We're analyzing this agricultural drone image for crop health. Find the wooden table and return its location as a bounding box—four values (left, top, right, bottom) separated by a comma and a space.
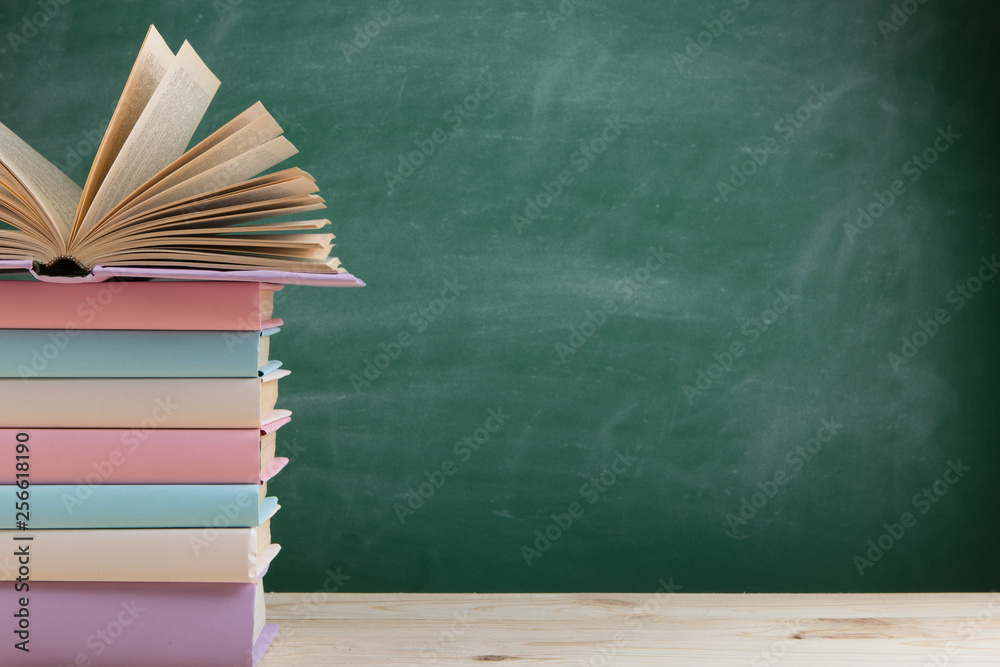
260, 592, 1000, 665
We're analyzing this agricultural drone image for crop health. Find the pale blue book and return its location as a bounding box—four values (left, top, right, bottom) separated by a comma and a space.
1, 484, 277, 529
0, 328, 280, 378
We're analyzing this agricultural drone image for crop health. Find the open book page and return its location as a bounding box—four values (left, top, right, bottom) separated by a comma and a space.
77, 40, 221, 238
0, 194, 47, 256
0, 196, 54, 257
111, 176, 320, 230
71, 168, 316, 256
76, 195, 327, 259
101, 102, 273, 222
142, 219, 333, 236
99, 233, 334, 259
70, 25, 174, 243
0, 185, 48, 237
0, 120, 82, 255
86, 168, 313, 236
95, 249, 342, 273
103, 136, 298, 233
0, 229, 41, 256
73, 194, 325, 263
105, 108, 288, 224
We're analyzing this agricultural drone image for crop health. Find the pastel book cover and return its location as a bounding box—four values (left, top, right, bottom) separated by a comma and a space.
0, 369, 290, 429
0, 279, 283, 331
0, 259, 364, 287
0, 327, 280, 379
0, 419, 290, 485
0, 483, 278, 529
0, 521, 278, 584
1, 579, 276, 666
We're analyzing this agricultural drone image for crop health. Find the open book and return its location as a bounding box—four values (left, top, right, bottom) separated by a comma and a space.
0, 25, 343, 278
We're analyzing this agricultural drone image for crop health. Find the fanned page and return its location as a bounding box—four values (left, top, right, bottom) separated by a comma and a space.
119, 136, 299, 220
0, 181, 53, 256
0, 121, 81, 258
97, 251, 342, 273
0, 25, 352, 279
77, 40, 221, 238
108, 168, 315, 231
70, 25, 174, 244
99, 106, 294, 229
100, 102, 276, 223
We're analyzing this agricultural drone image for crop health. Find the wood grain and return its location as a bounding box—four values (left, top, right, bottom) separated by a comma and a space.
260, 593, 1000, 665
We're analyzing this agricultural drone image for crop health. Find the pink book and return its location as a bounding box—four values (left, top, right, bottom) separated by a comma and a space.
1, 579, 276, 666
0, 278, 283, 331
0, 418, 290, 485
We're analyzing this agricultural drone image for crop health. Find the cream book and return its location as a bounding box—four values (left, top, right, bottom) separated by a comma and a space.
0, 369, 290, 429
0, 522, 278, 584
0, 25, 343, 277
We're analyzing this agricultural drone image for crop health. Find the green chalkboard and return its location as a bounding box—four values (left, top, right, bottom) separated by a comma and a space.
1, 0, 998, 594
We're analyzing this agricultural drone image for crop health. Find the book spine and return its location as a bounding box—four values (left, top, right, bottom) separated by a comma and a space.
0, 281, 270, 330
0, 330, 265, 379
0, 528, 278, 583
0, 429, 265, 484
0, 378, 266, 428
0, 484, 266, 529
0, 581, 268, 666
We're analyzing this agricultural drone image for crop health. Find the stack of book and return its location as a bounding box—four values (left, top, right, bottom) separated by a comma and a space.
0, 279, 292, 665
0, 24, 363, 667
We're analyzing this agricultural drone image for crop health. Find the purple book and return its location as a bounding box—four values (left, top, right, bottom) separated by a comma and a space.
1, 580, 277, 666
